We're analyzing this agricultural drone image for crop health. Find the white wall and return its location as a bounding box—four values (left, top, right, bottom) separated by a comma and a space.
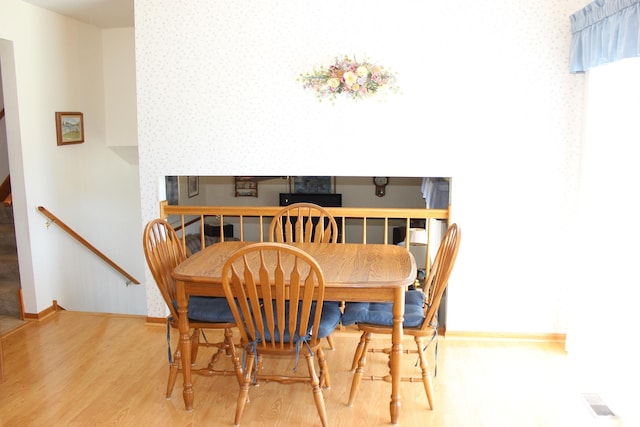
137, 0, 590, 331
103, 28, 138, 148
565, 57, 640, 424
0, 0, 145, 315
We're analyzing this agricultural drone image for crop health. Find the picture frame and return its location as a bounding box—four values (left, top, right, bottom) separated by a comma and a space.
188, 176, 199, 198
291, 176, 333, 194
165, 176, 179, 205
235, 177, 258, 197
55, 112, 84, 145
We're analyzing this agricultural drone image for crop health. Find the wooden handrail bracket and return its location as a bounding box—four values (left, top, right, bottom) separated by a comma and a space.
37, 206, 140, 285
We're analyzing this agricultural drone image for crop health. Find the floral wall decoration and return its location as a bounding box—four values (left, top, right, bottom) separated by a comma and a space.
299, 55, 398, 102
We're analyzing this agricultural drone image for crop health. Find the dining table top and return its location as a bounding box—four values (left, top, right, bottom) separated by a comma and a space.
172, 241, 417, 299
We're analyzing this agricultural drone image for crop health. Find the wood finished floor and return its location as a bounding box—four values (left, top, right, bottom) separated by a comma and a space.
0, 311, 625, 426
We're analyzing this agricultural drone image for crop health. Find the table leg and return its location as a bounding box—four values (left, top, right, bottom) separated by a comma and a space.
390, 287, 405, 424
177, 280, 194, 411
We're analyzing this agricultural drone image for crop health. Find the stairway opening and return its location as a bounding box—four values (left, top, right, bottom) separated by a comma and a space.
0, 202, 24, 335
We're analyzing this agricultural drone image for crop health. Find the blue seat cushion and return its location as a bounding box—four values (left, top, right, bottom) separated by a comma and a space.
318, 301, 342, 338
172, 296, 236, 323
244, 300, 342, 343
341, 290, 426, 328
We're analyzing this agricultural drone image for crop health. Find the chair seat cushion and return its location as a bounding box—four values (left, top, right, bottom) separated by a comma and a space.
173, 296, 236, 323
318, 301, 342, 338
250, 301, 342, 343
341, 290, 426, 328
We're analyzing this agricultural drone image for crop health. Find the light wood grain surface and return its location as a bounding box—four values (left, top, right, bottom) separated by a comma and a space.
174, 241, 416, 293
0, 311, 612, 426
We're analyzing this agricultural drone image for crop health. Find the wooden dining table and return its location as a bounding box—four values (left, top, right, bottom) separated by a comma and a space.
172, 240, 416, 424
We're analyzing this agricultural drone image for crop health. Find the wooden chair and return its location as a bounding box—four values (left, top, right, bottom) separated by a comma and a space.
221, 242, 342, 427
269, 202, 339, 243
143, 219, 241, 399
342, 223, 461, 410
269, 202, 340, 350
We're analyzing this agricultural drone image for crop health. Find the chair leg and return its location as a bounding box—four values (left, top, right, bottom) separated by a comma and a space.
234, 352, 255, 426
224, 327, 237, 356
350, 331, 368, 371
305, 352, 328, 427
225, 329, 244, 386
317, 347, 331, 389
204, 327, 236, 373
415, 336, 434, 410
326, 334, 335, 350
165, 347, 181, 399
257, 354, 264, 376
205, 347, 225, 372
348, 332, 372, 406
190, 328, 200, 364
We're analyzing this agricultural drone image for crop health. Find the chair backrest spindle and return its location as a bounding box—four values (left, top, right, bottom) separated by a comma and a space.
269, 202, 339, 244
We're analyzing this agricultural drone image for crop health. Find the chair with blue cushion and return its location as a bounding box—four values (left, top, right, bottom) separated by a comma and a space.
143, 218, 241, 399
221, 242, 341, 427
269, 202, 341, 351
342, 223, 461, 410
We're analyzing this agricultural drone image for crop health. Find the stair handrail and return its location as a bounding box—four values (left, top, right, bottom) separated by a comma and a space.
0, 175, 11, 206
1, 109, 11, 206
37, 206, 140, 285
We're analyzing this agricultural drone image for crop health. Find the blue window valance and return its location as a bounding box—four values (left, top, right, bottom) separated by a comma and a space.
570, 0, 640, 73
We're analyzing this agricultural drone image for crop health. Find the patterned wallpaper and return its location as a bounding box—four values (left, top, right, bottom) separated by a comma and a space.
136, 0, 590, 326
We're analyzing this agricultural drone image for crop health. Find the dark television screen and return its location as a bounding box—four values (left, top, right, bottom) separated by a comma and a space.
279, 193, 342, 207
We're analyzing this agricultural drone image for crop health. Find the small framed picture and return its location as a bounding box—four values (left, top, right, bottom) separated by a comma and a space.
291, 176, 333, 194
188, 176, 199, 198
235, 177, 258, 197
165, 176, 179, 205
55, 112, 84, 145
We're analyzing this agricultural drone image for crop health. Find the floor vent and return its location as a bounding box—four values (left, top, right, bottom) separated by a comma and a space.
582, 393, 616, 417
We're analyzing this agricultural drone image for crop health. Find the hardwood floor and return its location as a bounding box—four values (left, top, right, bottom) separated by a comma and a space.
0, 312, 624, 426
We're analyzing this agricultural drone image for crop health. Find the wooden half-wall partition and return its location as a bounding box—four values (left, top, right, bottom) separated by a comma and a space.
159, 201, 450, 279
